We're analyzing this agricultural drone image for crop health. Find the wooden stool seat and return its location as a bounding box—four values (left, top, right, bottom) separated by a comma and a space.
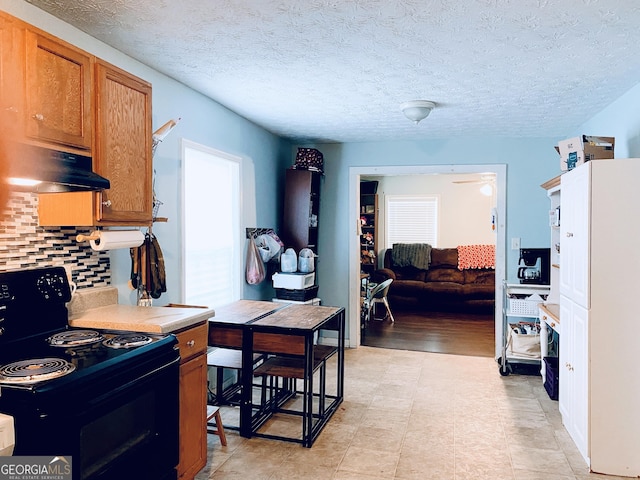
206, 405, 227, 446
207, 348, 243, 369
253, 345, 337, 379
206, 348, 264, 406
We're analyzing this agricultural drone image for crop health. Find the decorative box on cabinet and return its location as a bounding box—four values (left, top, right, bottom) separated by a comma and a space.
25, 28, 93, 151
281, 169, 321, 253
38, 60, 153, 226
175, 322, 209, 480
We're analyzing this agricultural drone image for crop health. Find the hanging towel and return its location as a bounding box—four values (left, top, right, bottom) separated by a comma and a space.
457, 244, 495, 270
129, 232, 167, 299
392, 243, 432, 270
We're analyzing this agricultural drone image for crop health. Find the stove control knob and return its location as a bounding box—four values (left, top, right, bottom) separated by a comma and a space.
36, 273, 67, 300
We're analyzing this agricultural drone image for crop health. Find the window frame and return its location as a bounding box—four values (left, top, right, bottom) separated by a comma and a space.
181, 139, 242, 308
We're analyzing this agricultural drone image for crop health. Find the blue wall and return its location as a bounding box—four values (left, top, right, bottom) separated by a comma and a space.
578, 83, 640, 158
308, 138, 560, 313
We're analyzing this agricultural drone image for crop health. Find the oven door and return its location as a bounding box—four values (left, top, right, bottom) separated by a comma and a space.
12, 356, 180, 480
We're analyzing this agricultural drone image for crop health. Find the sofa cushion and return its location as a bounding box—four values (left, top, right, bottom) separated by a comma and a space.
390, 280, 429, 297
392, 267, 426, 282
429, 248, 458, 268
464, 269, 495, 285
461, 284, 496, 299
425, 267, 464, 283
423, 282, 465, 297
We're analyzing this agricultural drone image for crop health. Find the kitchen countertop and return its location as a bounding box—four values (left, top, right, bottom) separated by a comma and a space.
69, 304, 216, 334
539, 303, 559, 323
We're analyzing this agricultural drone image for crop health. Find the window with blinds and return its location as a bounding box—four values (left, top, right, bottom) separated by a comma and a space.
183, 141, 241, 308
385, 195, 439, 248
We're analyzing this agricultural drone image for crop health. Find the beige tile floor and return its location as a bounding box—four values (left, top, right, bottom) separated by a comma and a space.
196, 346, 626, 480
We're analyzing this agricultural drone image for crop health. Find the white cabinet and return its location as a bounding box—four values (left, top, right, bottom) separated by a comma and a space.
559, 165, 590, 308
558, 296, 588, 462
559, 159, 640, 476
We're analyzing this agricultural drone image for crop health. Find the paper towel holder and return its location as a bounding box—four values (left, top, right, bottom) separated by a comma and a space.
76, 229, 141, 243
76, 231, 102, 243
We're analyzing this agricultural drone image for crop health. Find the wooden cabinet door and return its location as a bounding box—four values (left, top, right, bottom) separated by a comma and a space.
178, 353, 208, 480
25, 30, 92, 150
282, 169, 321, 252
94, 60, 153, 224
0, 13, 24, 135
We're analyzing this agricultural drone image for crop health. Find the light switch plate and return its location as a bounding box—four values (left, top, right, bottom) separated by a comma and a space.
511, 237, 520, 250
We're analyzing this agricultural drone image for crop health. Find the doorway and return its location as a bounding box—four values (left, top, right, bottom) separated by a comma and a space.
348, 164, 506, 358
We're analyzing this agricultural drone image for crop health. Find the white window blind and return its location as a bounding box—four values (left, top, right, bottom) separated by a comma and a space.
385, 195, 439, 248
183, 142, 241, 308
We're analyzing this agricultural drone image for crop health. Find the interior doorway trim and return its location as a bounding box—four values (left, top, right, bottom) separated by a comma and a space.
349, 164, 506, 358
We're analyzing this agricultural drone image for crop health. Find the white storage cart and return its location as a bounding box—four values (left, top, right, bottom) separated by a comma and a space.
499, 281, 550, 376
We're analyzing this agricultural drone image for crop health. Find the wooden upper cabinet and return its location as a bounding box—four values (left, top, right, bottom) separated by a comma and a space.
94, 60, 153, 225
2, 10, 155, 228
38, 60, 153, 226
25, 29, 92, 151
0, 13, 25, 133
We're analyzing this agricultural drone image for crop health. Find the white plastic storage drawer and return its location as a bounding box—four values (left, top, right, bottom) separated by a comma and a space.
272, 272, 315, 289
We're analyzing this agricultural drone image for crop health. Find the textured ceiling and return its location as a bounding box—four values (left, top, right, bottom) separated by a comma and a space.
24, 0, 640, 143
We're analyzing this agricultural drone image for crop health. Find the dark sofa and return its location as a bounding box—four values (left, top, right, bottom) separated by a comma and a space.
372, 247, 495, 312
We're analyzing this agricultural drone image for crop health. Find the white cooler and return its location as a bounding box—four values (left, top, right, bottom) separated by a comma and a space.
272, 272, 315, 289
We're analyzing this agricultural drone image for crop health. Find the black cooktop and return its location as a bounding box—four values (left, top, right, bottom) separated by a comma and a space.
0, 267, 178, 396
0, 328, 170, 377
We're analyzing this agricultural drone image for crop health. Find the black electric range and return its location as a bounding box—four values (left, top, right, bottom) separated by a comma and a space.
0, 266, 180, 480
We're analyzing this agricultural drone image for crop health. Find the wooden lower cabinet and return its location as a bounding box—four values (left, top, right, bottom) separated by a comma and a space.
175, 322, 209, 480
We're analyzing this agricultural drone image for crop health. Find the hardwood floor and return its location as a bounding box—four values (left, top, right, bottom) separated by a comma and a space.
361, 308, 495, 357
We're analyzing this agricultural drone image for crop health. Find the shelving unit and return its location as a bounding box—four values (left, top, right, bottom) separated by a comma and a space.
499, 281, 549, 375
541, 175, 561, 305
281, 169, 321, 253
359, 193, 377, 273
540, 175, 561, 384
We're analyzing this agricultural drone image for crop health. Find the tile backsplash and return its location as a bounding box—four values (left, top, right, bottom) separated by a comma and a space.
0, 192, 111, 289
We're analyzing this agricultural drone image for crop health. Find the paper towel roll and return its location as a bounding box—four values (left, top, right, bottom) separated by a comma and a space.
90, 230, 145, 251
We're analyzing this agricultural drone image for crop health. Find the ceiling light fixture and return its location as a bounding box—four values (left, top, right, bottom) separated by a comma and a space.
400, 100, 436, 124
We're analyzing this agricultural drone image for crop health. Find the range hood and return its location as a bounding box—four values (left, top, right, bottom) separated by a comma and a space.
7, 144, 110, 193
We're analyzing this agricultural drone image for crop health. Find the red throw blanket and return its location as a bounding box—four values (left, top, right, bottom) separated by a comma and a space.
457, 244, 495, 270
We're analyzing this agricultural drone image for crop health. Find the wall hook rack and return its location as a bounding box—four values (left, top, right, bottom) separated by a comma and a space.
246, 227, 275, 239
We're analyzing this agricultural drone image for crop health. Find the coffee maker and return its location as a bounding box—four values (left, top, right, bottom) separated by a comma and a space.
517, 248, 550, 285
